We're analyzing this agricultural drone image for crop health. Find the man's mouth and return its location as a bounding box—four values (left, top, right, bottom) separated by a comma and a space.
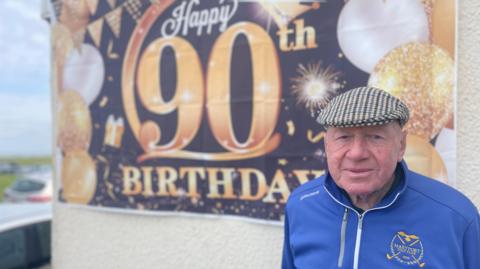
344, 168, 374, 175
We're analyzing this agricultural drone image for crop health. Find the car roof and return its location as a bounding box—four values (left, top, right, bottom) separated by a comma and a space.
0, 203, 52, 233
16, 171, 52, 182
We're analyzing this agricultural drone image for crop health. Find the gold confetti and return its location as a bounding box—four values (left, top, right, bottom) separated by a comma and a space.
96, 154, 110, 181
307, 130, 325, 143
286, 120, 295, 136
107, 40, 119, 59
99, 96, 108, 107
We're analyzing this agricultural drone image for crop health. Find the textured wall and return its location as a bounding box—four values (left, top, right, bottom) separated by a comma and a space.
52, 1, 480, 268
457, 0, 480, 206
52, 206, 283, 268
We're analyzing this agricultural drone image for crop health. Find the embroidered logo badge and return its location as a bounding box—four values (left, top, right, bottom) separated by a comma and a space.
386, 231, 426, 268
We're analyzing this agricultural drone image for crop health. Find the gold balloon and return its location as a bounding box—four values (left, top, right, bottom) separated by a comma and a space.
61, 150, 97, 204
52, 24, 74, 95
52, 24, 74, 67
57, 90, 92, 152
53, 62, 63, 97
59, 0, 90, 34
431, 0, 456, 58
369, 42, 454, 139
404, 134, 448, 183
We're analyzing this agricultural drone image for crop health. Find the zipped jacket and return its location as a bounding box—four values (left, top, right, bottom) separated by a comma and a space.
282, 161, 480, 269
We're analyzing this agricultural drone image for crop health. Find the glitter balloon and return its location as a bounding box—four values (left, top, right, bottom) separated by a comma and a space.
52, 24, 74, 95
57, 90, 92, 152
61, 150, 97, 204
52, 24, 74, 67
369, 42, 454, 139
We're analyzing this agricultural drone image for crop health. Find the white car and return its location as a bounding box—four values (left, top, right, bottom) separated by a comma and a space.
3, 171, 52, 203
0, 202, 52, 268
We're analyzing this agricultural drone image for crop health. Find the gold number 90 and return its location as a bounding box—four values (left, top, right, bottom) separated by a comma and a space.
123, 20, 281, 161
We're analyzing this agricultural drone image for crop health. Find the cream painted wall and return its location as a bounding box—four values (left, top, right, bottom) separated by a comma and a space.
53, 205, 283, 269
456, 0, 480, 207
52, 206, 283, 268
52, 1, 480, 268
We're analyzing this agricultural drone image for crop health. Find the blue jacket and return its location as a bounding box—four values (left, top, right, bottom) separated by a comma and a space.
282, 161, 480, 269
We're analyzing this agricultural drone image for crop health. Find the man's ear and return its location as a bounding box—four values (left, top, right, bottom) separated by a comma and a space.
398, 129, 407, 162
323, 128, 332, 152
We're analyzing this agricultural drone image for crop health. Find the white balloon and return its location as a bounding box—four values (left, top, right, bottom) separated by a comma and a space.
434, 128, 456, 186
337, 0, 429, 73
63, 44, 105, 105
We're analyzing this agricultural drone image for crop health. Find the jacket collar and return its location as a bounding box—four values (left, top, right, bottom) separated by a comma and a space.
323, 160, 409, 211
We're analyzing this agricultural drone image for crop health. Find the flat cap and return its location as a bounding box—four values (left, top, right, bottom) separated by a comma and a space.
316, 86, 409, 128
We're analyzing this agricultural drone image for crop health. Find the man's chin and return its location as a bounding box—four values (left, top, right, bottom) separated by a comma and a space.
343, 186, 376, 198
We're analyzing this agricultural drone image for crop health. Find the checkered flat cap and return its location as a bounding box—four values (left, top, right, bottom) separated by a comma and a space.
316, 86, 409, 128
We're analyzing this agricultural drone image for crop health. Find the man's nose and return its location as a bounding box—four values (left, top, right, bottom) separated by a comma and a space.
346, 137, 369, 160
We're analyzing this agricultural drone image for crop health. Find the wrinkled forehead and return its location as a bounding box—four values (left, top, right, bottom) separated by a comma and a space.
325, 121, 403, 135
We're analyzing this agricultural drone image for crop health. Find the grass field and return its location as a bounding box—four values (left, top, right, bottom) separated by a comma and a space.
0, 156, 51, 201
0, 156, 51, 165
0, 174, 16, 201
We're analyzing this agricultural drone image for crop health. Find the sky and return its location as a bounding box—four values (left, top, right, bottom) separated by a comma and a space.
0, 0, 51, 157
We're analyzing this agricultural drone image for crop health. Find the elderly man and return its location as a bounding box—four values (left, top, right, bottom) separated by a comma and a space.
282, 87, 480, 269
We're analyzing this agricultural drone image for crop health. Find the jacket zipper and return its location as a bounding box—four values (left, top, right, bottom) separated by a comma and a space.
337, 208, 348, 268
324, 185, 403, 269
353, 214, 364, 269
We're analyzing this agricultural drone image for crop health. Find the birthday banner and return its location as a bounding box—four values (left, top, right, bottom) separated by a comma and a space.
51, 0, 456, 223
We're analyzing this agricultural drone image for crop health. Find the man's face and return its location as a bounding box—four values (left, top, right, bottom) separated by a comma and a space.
324, 122, 407, 197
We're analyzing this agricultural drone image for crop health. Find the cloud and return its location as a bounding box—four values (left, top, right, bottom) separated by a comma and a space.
0, 0, 50, 95
4, 0, 41, 21
0, 92, 52, 156
0, 0, 51, 156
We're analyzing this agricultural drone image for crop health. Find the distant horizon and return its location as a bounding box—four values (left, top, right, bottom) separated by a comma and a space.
0, 155, 52, 166
0, 154, 52, 159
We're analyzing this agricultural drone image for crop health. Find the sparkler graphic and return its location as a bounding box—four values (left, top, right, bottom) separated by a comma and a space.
291, 62, 341, 115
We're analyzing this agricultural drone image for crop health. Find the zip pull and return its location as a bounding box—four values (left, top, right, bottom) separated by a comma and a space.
337, 208, 348, 268
358, 214, 364, 230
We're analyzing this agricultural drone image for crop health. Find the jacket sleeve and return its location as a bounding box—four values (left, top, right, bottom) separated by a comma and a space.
463, 212, 480, 269
282, 211, 296, 269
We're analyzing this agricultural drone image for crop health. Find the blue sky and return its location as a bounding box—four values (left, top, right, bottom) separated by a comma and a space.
0, 0, 51, 157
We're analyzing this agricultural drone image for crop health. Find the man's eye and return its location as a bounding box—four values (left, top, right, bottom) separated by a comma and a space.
371, 135, 384, 140
336, 135, 349, 140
